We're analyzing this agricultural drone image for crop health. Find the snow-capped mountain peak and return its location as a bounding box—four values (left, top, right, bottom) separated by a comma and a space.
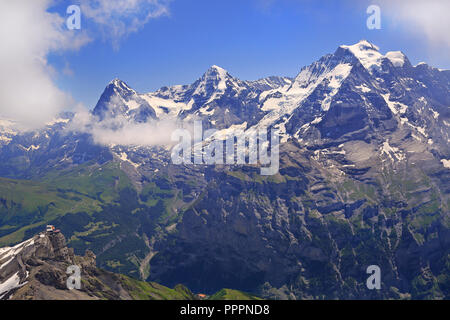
340, 40, 384, 72
108, 78, 136, 95
341, 39, 380, 51
385, 51, 407, 67
199, 65, 233, 92
206, 65, 229, 76
93, 78, 157, 122
340, 40, 410, 72
58, 40, 448, 160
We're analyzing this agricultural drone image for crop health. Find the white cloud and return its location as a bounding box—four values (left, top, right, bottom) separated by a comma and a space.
80, 0, 170, 48
91, 119, 179, 146
379, 0, 450, 48
0, 0, 90, 130
68, 107, 184, 147
0, 0, 170, 130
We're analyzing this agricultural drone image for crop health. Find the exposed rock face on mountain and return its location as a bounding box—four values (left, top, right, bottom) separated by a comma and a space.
0, 40, 448, 299
149, 145, 450, 299
0, 232, 195, 300
93, 79, 157, 123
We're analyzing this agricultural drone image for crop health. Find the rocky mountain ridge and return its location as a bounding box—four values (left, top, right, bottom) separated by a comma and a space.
0, 231, 196, 300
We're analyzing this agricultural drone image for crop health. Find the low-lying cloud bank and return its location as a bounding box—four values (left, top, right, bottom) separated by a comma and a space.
68, 107, 184, 147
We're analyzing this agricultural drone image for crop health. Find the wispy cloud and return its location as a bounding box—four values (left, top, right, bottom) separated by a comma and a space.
68, 106, 183, 147
0, 0, 170, 130
0, 0, 90, 130
80, 0, 171, 48
379, 0, 450, 48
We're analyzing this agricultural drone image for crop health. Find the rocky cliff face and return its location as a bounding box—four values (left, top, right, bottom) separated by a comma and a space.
0, 232, 194, 300
148, 141, 450, 299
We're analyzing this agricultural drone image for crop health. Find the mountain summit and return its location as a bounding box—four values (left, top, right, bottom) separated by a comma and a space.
339, 40, 410, 73
93, 78, 157, 123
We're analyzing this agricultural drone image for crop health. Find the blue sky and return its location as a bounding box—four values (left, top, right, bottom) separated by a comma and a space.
49, 0, 450, 109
